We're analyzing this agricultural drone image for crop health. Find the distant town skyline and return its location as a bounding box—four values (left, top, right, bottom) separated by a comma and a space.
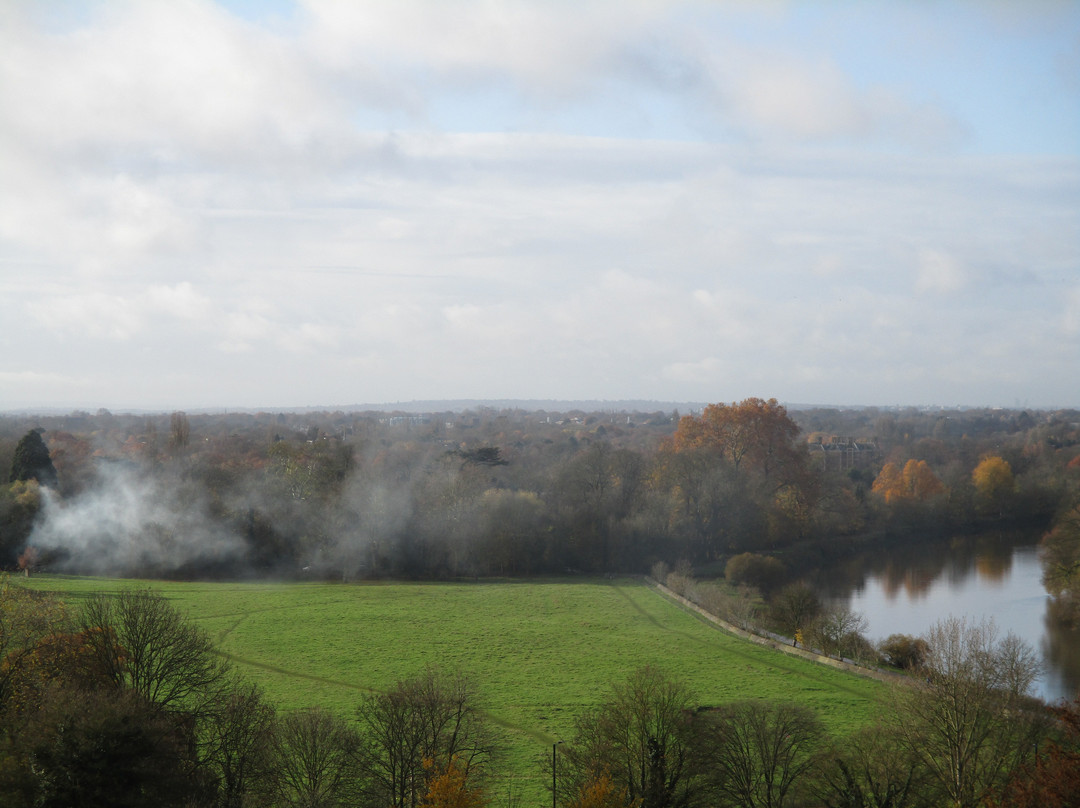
1, 1, 1077, 411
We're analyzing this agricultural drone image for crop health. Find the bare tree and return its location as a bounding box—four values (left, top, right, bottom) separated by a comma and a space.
811, 721, 935, 808
356, 668, 491, 808
890, 616, 1046, 808
79, 588, 232, 718
697, 700, 823, 808
561, 666, 700, 808
809, 603, 868, 660
201, 679, 277, 808
267, 707, 361, 808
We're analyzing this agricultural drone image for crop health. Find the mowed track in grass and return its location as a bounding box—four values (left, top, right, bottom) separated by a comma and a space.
22, 575, 884, 799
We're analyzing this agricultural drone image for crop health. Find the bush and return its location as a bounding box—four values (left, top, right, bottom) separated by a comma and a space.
724, 553, 786, 593
649, 561, 670, 585
879, 633, 929, 670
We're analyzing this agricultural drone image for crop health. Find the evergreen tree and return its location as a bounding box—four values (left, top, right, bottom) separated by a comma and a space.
9, 430, 56, 488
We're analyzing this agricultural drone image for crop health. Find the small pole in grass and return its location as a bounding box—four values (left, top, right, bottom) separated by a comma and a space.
553, 741, 563, 808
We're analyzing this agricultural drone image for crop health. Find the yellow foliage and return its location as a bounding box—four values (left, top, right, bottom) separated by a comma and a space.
972, 456, 1014, 498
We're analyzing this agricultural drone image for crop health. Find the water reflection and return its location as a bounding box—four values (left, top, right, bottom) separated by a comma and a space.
807, 531, 1080, 703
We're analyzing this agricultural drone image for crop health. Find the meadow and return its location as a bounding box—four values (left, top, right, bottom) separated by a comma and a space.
22, 575, 884, 803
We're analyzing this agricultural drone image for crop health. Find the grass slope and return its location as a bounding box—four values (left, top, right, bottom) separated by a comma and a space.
21, 575, 883, 801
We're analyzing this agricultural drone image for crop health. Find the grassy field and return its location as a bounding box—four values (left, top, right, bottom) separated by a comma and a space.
20, 575, 885, 804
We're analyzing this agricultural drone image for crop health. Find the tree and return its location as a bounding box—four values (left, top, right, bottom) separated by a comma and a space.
991, 696, 1080, 808
0, 578, 69, 711
972, 456, 1015, 518
666, 399, 812, 552
562, 666, 699, 808
419, 757, 488, 808
723, 553, 786, 594
201, 679, 278, 808
809, 603, 869, 660
1041, 500, 1080, 624
170, 411, 191, 449
9, 429, 57, 487
0, 480, 43, 568
671, 399, 801, 482
871, 460, 945, 505
878, 634, 929, 671
267, 707, 361, 808
18, 684, 209, 808
78, 588, 232, 718
357, 668, 491, 808
811, 722, 934, 808
697, 700, 823, 808
767, 583, 821, 646
565, 771, 631, 808
890, 616, 1045, 808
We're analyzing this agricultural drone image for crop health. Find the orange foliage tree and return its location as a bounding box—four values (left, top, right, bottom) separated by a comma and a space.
420, 757, 487, 808
871, 459, 946, 505
671, 398, 801, 482
566, 771, 633, 808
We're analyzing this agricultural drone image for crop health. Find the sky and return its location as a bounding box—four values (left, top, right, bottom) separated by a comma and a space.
0, 0, 1077, 412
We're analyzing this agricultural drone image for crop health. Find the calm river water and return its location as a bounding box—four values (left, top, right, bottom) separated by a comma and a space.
810, 531, 1079, 703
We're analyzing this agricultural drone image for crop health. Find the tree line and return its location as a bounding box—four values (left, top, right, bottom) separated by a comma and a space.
1, 401, 1077, 584
1, 579, 1077, 807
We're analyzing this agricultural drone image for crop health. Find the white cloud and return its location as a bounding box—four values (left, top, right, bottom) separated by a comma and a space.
0, 1, 1076, 409
915, 249, 969, 294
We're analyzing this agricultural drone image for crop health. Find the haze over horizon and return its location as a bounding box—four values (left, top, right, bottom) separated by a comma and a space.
1, 1, 1077, 412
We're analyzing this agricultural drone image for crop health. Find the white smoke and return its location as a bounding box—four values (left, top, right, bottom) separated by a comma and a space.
30, 461, 246, 577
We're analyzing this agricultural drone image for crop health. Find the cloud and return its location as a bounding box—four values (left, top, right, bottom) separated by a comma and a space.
915, 249, 969, 294
0, 1, 1076, 409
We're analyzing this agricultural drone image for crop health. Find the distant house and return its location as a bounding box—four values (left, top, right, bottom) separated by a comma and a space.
806, 436, 881, 472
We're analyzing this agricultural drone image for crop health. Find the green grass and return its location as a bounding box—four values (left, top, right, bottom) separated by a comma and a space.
20, 575, 884, 802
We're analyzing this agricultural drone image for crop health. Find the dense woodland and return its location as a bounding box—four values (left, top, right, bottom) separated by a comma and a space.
2, 401, 1078, 590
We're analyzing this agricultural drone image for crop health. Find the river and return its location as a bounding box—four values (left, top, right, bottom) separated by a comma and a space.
809, 530, 1079, 703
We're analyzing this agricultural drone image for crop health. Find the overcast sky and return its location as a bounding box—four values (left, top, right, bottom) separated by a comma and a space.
1, 1, 1077, 412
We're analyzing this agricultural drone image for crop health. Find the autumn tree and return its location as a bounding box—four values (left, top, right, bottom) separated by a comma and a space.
871, 460, 945, 505
972, 456, 1015, 519
420, 756, 488, 808
170, 411, 191, 449
0, 480, 43, 569
356, 668, 491, 808
671, 399, 801, 482
565, 771, 632, 808
878, 634, 929, 671
0, 578, 69, 710
666, 399, 812, 552
16, 685, 209, 808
